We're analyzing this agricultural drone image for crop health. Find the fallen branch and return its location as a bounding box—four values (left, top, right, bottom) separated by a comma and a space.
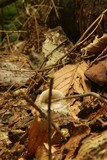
48, 77, 53, 160
52, 92, 107, 104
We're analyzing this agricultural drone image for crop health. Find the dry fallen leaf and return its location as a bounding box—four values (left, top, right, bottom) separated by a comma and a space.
74, 130, 107, 160
27, 117, 48, 157
61, 124, 90, 160
0, 53, 35, 85
53, 61, 89, 95
27, 116, 63, 158
42, 26, 73, 67
85, 59, 107, 86
81, 34, 107, 56
53, 61, 90, 116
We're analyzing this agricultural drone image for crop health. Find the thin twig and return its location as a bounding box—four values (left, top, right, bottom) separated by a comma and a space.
55, 9, 107, 63
51, 0, 59, 18
90, 46, 107, 65
0, 30, 26, 33
75, 9, 107, 47
52, 92, 107, 104
44, 3, 53, 23
34, 16, 40, 52
48, 77, 54, 160
75, 11, 104, 45
90, 54, 107, 65
5, 33, 13, 53
76, 13, 103, 47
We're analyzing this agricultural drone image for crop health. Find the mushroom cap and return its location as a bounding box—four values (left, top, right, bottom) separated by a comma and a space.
38, 89, 68, 114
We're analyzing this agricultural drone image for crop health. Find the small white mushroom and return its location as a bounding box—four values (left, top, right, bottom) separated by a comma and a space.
38, 89, 69, 115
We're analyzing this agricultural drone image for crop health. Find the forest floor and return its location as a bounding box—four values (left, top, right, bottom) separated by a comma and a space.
0, 7, 107, 160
